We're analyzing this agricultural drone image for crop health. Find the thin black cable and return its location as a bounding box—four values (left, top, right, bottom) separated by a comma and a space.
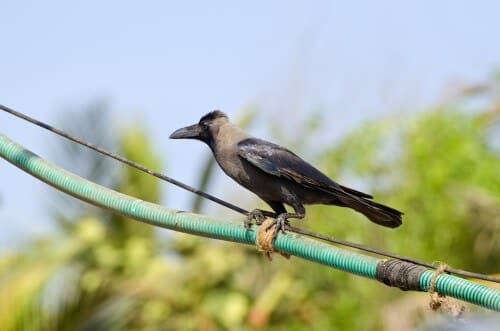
0, 104, 249, 216
287, 226, 500, 283
1, 103, 498, 284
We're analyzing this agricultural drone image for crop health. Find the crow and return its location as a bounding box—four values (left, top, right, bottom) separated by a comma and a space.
170, 111, 402, 234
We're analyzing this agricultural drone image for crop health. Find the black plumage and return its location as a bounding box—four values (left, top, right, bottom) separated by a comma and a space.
170, 111, 403, 233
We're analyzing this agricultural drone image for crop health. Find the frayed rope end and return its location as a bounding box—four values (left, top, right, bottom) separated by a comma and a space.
255, 218, 291, 261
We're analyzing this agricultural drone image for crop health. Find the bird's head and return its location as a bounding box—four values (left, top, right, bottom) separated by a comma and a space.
169, 110, 229, 146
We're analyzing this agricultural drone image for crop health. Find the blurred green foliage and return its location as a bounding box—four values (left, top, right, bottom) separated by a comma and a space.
0, 91, 499, 330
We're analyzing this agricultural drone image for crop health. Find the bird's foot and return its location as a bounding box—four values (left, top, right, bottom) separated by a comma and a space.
266, 213, 290, 239
245, 209, 267, 228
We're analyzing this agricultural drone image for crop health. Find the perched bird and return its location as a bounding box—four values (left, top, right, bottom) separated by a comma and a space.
170, 111, 402, 234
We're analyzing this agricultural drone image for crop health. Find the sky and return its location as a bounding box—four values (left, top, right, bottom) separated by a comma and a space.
1, 1, 500, 248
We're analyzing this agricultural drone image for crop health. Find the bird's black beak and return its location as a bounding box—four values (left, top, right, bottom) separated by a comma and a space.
169, 124, 203, 139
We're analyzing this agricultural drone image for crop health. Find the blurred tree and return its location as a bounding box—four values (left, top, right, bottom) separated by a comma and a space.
0, 106, 167, 331
51, 100, 119, 223
1, 85, 499, 330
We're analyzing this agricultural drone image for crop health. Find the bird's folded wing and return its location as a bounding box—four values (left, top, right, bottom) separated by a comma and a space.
237, 138, 373, 199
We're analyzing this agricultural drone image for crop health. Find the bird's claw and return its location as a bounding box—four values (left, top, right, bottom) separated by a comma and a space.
266, 214, 290, 239
245, 209, 266, 228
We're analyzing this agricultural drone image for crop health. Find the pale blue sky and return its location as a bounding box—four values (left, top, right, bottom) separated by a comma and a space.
1, 1, 499, 247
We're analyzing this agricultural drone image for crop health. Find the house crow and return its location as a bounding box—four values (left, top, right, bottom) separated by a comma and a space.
170, 111, 403, 234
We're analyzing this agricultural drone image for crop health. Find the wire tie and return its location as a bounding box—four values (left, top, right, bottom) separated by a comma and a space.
255, 218, 290, 261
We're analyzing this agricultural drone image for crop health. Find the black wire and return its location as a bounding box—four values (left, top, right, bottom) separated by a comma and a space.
0, 104, 249, 216
287, 226, 500, 283
1, 103, 498, 284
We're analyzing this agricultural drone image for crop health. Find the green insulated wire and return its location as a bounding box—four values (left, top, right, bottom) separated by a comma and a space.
0, 133, 499, 311
419, 270, 500, 311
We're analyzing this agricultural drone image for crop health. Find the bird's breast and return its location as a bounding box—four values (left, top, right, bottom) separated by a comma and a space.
214, 145, 249, 182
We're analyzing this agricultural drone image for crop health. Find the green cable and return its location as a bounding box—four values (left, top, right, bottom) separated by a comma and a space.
0, 133, 499, 311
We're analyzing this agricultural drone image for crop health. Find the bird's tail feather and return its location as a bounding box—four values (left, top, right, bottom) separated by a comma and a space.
338, 194, 403, 228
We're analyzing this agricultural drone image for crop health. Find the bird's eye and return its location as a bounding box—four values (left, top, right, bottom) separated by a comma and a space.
202, 123, 209, 130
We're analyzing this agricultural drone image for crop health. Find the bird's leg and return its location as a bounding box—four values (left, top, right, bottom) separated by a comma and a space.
245, 209, 268, 228
266, 204, 305, 239
246, 200, 285, 228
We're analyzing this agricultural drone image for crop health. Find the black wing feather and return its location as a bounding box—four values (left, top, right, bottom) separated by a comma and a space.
237, 138, 372, 199
237, 138, 402, 228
